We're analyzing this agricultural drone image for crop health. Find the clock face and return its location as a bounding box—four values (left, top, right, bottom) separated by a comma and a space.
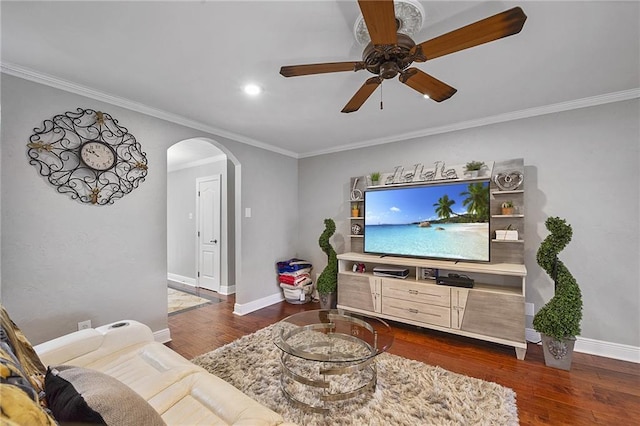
80, 141, 116, 171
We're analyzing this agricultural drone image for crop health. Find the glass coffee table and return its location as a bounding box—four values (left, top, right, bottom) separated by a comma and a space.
273, 309, 394, 412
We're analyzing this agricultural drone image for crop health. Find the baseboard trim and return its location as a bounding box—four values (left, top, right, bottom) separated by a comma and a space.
526, 328, 639, 363
219, 285, 236, 295
167, 273, 196, 287
574, 336, 640, 363
233, 292, 284, 316
154, 328, 171, 344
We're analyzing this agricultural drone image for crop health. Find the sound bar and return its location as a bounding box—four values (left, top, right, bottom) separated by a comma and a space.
436, 276, 474, 288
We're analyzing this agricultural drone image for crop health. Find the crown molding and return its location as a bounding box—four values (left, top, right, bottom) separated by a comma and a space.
298, 88, 640, 158
3, 62, 637, 160
0, 62, 300, 159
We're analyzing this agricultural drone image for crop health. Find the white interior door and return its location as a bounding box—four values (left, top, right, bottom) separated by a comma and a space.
196, 175, 221, 292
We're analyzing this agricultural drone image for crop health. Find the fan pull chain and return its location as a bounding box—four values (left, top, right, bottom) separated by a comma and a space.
380, 81, 383, 110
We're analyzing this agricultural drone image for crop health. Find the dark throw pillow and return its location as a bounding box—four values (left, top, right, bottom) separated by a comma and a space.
45, 366, 166, 426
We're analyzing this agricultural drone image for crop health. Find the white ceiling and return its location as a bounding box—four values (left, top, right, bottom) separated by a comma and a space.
2, 1, 639, 158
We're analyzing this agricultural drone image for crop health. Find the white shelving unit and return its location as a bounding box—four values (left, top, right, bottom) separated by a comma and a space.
340, 158, 527, 358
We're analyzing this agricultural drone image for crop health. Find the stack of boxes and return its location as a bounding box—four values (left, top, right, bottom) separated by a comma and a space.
276, 258, 313, 304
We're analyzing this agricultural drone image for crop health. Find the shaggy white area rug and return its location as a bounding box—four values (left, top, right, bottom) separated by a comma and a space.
192, 324, 519, 425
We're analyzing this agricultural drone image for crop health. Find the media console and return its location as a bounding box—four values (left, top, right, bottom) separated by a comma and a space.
337, 252, 527, 359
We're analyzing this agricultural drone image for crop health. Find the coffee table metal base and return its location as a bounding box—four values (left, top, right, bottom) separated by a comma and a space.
274, 310, 393, 413
276, 315, 381, 412
279, 350, 377, 413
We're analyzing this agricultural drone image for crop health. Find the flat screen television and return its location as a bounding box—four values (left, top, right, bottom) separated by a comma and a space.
364, 180, 491, 262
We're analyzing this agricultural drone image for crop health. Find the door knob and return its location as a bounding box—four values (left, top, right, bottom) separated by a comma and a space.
210, 239, 218, 244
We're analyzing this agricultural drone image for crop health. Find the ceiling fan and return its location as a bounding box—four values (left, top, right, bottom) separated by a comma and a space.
279, 0, 527, 113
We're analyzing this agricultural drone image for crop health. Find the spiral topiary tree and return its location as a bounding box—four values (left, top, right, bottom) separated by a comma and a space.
533, 217, 583, 340
317, 218, 337, 295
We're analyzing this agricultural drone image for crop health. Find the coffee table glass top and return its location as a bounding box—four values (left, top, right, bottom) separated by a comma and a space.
273, 309, 394, 363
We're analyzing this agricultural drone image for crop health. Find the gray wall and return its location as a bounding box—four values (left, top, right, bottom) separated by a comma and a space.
1, 74, 298, 343
167, 158, 230, 286
298, 99, 640, 347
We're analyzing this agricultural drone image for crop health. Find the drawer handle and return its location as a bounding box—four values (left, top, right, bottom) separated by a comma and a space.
406, 290, 444, 298
408, 308, 419, 314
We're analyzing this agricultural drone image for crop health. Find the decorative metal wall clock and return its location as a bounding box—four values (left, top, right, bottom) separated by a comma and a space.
26, 108, 148, 205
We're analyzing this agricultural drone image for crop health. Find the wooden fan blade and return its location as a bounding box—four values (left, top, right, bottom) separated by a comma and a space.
341, 77, 382, 113
399, 68, 457, 102
280, 62, 365, 77
412, 7, 527, 62
357, 0, 397, 45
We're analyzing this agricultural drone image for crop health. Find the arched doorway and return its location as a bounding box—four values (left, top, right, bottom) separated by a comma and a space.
166, 138, 241, 298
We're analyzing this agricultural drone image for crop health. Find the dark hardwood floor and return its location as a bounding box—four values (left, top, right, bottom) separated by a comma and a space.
166, 293, 639, 425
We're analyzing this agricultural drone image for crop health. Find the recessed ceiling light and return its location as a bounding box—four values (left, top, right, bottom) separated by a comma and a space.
423, 94, 430, 99
243, 84, 262, 96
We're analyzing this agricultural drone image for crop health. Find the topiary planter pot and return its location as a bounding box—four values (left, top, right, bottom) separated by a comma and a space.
319, 292, 337, 310
541, 334, 576, 370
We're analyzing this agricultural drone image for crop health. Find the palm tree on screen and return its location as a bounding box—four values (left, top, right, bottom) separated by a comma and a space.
434, 195, 455, 220
460, 183, 490, 221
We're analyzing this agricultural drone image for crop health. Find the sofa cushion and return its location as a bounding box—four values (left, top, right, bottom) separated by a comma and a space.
80, 341, 202, 400
148, 372, 285, 426
45, 365, 166, 426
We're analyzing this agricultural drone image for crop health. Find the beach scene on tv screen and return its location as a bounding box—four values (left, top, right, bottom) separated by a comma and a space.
364, 182, 490, 261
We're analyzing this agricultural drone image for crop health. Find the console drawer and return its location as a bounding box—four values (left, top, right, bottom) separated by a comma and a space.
383, 280, 450, 307
382, 298, 451, 328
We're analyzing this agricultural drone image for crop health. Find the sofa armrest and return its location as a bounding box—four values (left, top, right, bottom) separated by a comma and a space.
35, 320, 154, 367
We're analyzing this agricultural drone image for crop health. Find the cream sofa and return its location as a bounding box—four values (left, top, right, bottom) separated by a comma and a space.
34, 320, 295, 426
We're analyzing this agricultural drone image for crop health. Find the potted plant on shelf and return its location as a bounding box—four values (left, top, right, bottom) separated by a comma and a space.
533, 217, 583, 370
317, 218, 338, 309
351, 202, 360, 217
370, 172, 381, 186
501, 201, 514, 215
464, 161, 485, 178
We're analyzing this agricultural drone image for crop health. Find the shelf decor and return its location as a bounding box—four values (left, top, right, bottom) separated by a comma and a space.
496, 229, 518, 240
350, 177, 363, 201
494, 170, 524, 191
351, 203, 360, 217
369, 172, 381, 186
464, 160, 486, 178
501, 201, 515, 215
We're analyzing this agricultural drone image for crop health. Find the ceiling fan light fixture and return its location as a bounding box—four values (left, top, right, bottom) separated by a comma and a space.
354, 0, 425, 44
379, 61, 400, 79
